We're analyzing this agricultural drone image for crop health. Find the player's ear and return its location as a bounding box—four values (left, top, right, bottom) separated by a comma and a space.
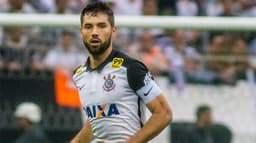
112, 26, 117, 32
112, 26, 117, 37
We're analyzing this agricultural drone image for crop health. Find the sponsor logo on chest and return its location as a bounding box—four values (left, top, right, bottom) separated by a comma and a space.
83, 103, 120, 119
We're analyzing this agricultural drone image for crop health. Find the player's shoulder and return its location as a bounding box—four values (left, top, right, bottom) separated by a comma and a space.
116, 51, 150, 91
114, 50, 147, 69
72, 63, 87, 78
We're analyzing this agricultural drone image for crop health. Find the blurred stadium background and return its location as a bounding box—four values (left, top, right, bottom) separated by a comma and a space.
0, 0, 256, 143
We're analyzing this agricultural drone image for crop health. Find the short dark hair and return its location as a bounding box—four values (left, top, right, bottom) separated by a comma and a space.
196, 105, 211, 119
80, 1, 114, 27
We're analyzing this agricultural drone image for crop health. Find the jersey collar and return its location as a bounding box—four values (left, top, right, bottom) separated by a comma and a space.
86, 49, 118, 72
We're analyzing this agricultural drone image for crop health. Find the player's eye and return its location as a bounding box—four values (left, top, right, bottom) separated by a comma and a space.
83, 24, 92, 29
98, 23, 107, 28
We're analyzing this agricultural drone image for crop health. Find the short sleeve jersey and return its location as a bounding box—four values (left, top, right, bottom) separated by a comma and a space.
72, 50, 161, 142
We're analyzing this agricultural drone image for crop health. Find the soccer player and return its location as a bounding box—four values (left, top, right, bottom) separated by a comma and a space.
71, 2, 172, 143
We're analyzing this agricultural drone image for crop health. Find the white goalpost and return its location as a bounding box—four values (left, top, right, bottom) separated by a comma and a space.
0, 13, 256, 31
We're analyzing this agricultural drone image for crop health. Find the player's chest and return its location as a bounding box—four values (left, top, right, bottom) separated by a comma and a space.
76, 69, 129, 105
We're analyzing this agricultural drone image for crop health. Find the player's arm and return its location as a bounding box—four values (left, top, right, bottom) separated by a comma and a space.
70, 120, 94, 143
126, 60, 172, 143
125, 93, 172, 143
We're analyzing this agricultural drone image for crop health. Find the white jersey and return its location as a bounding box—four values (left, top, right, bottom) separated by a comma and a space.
73, 50, 161, 142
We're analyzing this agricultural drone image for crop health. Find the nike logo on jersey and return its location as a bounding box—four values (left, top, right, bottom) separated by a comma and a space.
144, 86, 153, 96
78, 84, 86, 90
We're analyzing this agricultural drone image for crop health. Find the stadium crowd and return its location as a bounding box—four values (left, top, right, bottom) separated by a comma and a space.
0, 0, 255, 85
1, 1, 254, 143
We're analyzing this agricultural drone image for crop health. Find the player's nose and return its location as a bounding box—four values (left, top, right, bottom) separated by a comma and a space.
91, 27, 99, 36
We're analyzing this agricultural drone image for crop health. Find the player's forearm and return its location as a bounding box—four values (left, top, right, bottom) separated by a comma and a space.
125, 110, 172, 143
71, 122, 95, 143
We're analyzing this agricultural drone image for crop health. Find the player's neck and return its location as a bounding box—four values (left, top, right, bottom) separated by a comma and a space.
89, 46, 112, 69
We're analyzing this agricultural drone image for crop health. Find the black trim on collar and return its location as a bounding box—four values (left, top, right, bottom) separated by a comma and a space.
85, 49, 118, 72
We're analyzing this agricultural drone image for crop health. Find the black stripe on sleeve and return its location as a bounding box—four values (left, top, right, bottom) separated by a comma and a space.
127, 60, 149, 91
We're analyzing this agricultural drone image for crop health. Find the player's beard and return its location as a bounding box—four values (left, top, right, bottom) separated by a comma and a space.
84, 35, 112, 56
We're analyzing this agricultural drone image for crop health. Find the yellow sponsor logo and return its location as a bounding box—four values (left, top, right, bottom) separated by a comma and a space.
75, 64, 85, 75
112, 58, 124, 68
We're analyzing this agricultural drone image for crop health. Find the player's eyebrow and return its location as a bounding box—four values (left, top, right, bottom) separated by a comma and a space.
97, 22, 107, 26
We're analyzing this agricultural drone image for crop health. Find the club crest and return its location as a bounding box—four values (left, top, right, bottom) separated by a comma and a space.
103, 74, 116, 92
